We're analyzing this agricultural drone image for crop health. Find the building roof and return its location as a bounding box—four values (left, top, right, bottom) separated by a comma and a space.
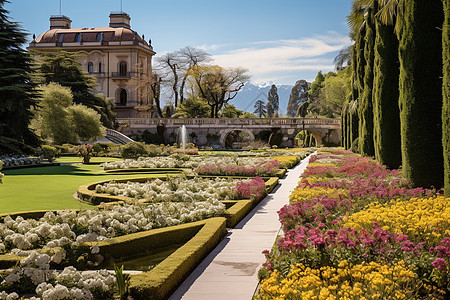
35, 27, 148, 45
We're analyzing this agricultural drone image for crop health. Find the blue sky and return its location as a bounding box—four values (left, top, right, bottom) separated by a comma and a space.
7, 0, 354, 85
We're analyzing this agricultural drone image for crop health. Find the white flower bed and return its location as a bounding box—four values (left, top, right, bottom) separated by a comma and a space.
0, 156, 41, 168
94, 177, 241, 202
1, 251, 115, 299
0, 200, 225, 254
100, 155, 274, 171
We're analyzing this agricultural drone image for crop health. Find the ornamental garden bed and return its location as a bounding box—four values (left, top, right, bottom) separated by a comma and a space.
77, 175, 278, 228
255, 149, 449, 299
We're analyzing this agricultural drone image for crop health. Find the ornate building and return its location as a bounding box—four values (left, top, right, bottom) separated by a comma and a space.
28, 12, 156, 118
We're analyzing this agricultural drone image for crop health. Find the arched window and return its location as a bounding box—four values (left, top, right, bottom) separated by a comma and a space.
96, 32, 102, 42
75, 33, 81, 42
98, 62, 103, 73
58, 34, 64, 43
119, 61, 127, 76
87, 62, 94, 73
118, 89, 127, 106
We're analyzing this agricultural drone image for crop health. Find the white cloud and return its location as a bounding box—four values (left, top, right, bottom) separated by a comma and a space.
206, 32, 352, 85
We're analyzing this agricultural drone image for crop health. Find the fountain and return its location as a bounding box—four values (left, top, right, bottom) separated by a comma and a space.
177, 125, 188, 151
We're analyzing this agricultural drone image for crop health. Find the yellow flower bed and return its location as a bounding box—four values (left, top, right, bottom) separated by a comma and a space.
289, 186, 348, 203
272, 156, 300, 169
257, 260, 419, 300
307, 162, 337, 168
343, 196, 450, 245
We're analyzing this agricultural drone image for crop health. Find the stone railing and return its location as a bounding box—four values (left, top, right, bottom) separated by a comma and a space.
116, 117, 341, 127
106, 128, 134, 144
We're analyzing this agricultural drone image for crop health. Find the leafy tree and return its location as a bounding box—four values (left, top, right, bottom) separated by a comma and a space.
186, 65, 249, 118
172, 96, 209, 118
221, 104, 244, 118
33, 51, 115, 128
68, 104, 105, 142
266, 84, 279, 117
254, 99, 267, 117
398, 0, 444, 188
287, 80, 309, 117
0, 0, 40, 154
33, 83, 105, 144
308, 71, 325, 98
307, 71, 349, 118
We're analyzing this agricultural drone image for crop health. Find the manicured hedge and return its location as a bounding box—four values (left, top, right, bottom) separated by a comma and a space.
127, 217, 226, 300
0, 254, 22, 269
223, 200, 253, 228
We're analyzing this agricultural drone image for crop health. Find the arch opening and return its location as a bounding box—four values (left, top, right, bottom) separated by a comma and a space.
117, 88, 127, 106
294, 129, 321, 147
223, 130, 254, 149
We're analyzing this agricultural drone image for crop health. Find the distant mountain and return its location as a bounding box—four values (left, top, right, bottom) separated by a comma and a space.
231, 81, 293, 115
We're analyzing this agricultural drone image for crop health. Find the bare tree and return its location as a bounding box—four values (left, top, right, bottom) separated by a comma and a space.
177, 46, 212, 104
186, 65, 250, 118
155, 47, 212, 109
155, 52, 182, 107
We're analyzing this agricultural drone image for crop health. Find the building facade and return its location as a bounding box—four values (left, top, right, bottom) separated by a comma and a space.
28, 12, 156, 118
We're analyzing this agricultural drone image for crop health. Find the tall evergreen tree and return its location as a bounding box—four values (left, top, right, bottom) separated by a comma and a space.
372, 4, 401, 169
358, 4, 376, 156
398, 0, 444, 188
0, 0, 39, 154
253, 99, 267, 117
33, 51, 115, 128
266, 84, 279, 117
443, 0, 450, 196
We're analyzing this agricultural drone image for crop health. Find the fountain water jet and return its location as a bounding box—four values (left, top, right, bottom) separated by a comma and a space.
177, 125, 188, 151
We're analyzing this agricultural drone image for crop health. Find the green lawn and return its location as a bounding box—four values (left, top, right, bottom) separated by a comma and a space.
0, 157, 173, 214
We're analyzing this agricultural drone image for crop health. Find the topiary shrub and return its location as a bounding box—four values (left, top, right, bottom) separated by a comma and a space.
41, 145, 58, 162
120, 142, 148, 159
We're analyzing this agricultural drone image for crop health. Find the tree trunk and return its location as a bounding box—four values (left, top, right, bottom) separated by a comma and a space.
358, 6, 376, 157
399, 0, 444, 188
372, 19, 401, 169
443, 0, 450, 196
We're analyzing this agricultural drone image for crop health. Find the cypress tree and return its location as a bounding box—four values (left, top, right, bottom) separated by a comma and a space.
341, 102, 348, 147
398, 0, 444, 188
266, 84, 279, 118
358, 5, 376, 156
349, 100, 359, 147
443, 0, 450, 196
0, 0, 39, 154
372, 13, 401, 169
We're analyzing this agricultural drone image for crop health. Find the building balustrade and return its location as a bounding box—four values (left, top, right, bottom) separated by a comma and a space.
116, 117, 341, 127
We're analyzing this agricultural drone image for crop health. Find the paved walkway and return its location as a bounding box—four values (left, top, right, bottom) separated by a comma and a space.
169, 154, 312, 300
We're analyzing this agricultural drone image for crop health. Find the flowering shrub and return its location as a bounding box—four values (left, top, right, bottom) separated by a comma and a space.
344, 196, 450, 246
1, 251, 115, 299
101, 155, 283, 177
234, 177, 267, 201
258, 149, 449, 297
197, 158, 281, 177
0, 200, 225, 254
256, 260, 444, 299
95, 177, 242, 202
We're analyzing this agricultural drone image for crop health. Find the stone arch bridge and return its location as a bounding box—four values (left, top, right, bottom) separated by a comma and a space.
117, 117, 341, 148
